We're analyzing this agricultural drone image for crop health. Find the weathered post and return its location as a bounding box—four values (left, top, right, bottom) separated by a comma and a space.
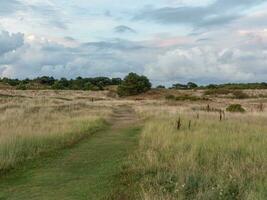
188, 120, 191, 129
259, 103, 264, 112
177, 117, 181, 130
207, 104, 210, 112
219, 110, 222, 121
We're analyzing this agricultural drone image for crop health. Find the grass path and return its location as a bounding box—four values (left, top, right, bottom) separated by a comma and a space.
0, 106, 141, 200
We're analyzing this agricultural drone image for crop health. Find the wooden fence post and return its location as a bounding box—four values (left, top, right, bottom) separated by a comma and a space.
177, 117, 181, 130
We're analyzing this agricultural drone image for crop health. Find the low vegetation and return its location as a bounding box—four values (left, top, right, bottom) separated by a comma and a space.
166, 94, 209, 101
0, 85, 267, 199
226, 104, 246, 113
204, 89, 249, 99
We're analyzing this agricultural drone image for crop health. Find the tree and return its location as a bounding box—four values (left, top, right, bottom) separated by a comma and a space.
156, 85, 165, 89
187, 82, 198, 89
171, 83, 188, 90
117, 73, 151, 96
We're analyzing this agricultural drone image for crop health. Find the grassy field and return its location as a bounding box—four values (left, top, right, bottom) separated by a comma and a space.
0, 90, 112, 173
0, 89, 267, 199
119, 105, 267, 199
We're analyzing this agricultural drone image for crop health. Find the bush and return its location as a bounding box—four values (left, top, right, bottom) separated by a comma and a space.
165, 95, 176, 100
156, 85, 166, 89
175, 95, 208, 101
117, 73, 151, 96
204, 89, 232, 96
16, 83, 27, 90
232, 90, 249, 99
226, 104, 246, 113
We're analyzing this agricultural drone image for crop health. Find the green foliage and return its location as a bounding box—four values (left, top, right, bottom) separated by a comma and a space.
226, 104, 246, 113
0, 76, 122, 91
175, 95, 209, 101
165, 94, 176, 100
166, 94, 209, 101
156, 85, 166, 89
232, 90, 249, 99
171, 82, 198, 90
187, 82, 198, 89
16, 83, 27, 90
51, 81, 65, 90
117, 73, 151, 96
204, 82, 267, 90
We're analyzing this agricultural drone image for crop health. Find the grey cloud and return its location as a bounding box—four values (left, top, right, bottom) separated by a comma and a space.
114, 25, 137, 34
0, 31, 149, 79
196, 38, 211, 42
134, 0, 267, 28
64, 36, 76, 41
29, 4, 67, 29
83, 39, 144, 50
0, 1, 67, 29
0, 0, 24, 16
0, 31, 24, 55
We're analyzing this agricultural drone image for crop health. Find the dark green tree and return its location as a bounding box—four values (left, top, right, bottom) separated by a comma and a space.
117, 73, 151, 96
187, 82, 198, 89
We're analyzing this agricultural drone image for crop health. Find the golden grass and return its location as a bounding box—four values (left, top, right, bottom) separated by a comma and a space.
124, 106, 267, 200
0, 90, 114, 172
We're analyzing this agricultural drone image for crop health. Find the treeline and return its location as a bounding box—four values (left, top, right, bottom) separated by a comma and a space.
202, 82, 267, 90
162, 82, 267, 90
0, 76, 122, 90
1, 75, 267, 91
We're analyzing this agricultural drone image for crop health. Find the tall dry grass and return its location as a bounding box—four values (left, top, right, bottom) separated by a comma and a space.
0, 91, 112, 173
125, 106, 267, 200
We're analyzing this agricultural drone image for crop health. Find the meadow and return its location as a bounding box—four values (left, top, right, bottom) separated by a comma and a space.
120, 105, 267, 199
0, 90, 113, 172
0, 89, 266, 199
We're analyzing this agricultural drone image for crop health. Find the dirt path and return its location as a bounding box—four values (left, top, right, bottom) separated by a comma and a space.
0, 105, 141, 200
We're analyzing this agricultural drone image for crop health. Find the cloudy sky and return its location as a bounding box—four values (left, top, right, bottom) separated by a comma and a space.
1, 0, 267, 85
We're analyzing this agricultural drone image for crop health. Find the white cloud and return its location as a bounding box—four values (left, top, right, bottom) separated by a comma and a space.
144, 46, 267, 84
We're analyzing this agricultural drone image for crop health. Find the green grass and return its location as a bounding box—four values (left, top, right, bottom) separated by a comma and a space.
0, 126, 141, 200
0, 119, 107, 173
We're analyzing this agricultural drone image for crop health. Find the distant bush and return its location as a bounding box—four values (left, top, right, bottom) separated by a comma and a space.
226, 104, 246, 113
204, 89, 250, 99
232, 90, 249, 99
204, 89, 232, 96
166, 94, 209, 101
117, 73, 151, 96
171, 82, 198, 90
16, 83, 27, 90
165, 94, 176, 100
175, 95, 209, 101
156, 85, 166, 89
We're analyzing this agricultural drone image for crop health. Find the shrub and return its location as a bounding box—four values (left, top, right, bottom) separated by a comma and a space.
117, 73, 151, 96
165, 94, 176, 100
16, 83, 27, 90
232, 90, 249, 99
175, 95, 208, 101
156, 85, 166, 89
226, 104, 246, 113
204, 89, 232, 96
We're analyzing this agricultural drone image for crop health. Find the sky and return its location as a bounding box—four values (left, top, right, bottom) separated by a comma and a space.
0, 0, 267, 85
